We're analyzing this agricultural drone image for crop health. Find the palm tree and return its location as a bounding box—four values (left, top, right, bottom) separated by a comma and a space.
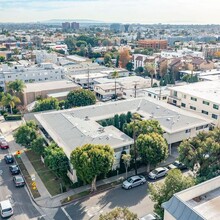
1, 93, 21, 114
112, 70, 119, 100
145, 63, 156, 87
7, 79, 26, 95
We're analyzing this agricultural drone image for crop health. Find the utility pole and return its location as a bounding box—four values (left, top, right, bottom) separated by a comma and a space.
133, 81, 139, 98
87, 66, 90, 90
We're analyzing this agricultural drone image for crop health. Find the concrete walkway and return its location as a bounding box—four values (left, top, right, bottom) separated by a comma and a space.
0, 119, 177, 208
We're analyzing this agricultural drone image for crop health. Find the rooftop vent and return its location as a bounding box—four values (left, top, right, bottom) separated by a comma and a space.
166, 118, 171, 121
156, 106, 160, 109
98, 127, 105, 133
85, 116, 89, 121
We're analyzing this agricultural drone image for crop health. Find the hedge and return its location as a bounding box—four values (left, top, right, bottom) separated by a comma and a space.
4, 114, 22, 121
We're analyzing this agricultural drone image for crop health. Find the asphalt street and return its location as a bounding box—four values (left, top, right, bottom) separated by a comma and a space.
63, 181, 154, 220
0, 148, 43, 220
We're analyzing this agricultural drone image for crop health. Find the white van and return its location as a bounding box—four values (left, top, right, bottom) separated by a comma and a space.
0, 200, 13, 218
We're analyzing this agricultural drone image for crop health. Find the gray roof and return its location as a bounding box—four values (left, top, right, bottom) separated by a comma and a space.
35, 98, 211, 158
162, 196, 204, 220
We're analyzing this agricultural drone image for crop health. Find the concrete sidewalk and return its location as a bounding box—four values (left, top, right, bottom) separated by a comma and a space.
35, 153, 177, 208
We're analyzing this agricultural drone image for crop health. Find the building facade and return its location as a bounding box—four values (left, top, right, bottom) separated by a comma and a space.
138, 40, 168, 49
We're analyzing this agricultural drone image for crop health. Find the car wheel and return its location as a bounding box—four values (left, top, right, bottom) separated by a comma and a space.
128, 186, 132, 190
140, 181, 144, 185
154, 176, 157, 180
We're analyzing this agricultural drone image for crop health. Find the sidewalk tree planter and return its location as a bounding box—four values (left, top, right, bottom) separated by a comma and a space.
70, 144, 114, 192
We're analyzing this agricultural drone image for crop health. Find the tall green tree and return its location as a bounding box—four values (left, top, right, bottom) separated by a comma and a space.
33, 97, 60, 112
70, 144, 114, 191
99, 207, 138, 220
113, 114, 120, 129
149, 169, 195, 218
14, 121, 38, 147
1, 93, 21, 114
67, 89, 96, 107
7, 79, 26, 95
137, 133, 168, 171
44, 143, 69, 179
104, 53, 112, 66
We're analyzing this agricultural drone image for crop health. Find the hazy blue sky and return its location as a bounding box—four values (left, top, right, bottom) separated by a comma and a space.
0, 0, 219, 24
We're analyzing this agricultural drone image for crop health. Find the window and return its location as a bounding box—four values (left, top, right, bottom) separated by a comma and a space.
191, 97, 197, 101
183, 94, 186, 99
212, 114, 218, 119
173, 91, 177, 97
148, 93, 151, 97
213, 104, 219, 110
173, 100, 177, 104
181, 103, 186, 107
202, 110, 208, 115
185, 129, 191, 133
190, 106, 196, 110
196, 126, 203, 130
203, 101, 210, 105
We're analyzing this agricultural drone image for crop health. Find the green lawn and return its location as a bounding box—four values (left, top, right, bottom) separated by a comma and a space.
25, 150, 66, 196
15, 157, 41, 199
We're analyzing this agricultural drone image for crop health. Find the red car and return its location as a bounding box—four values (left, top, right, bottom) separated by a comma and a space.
0, 142, 9, 149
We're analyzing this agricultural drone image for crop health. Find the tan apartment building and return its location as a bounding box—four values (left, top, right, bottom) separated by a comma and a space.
21, 80, 80, 106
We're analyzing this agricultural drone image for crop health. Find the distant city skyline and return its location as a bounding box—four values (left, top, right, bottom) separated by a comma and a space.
0, 0, 220, 24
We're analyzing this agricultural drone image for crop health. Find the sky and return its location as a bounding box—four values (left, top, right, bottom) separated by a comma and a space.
0, 0, 220, 24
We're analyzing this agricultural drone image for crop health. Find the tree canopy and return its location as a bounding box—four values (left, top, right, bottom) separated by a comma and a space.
67, 89, 96, 107
1, 93, 21, 114
149, 169, 195, 218
44, 143, 69, 179
70, 144, 114, 191
179, 129, 220, 183
33, 97, 60, 112
7, 79, 26, 95
14, 121, 38, 147
137, 133, 168, 171
99, 207, 138, 220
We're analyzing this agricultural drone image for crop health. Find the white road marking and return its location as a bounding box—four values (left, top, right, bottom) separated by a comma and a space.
61, 207, 73, 220
86, 205, 103, 217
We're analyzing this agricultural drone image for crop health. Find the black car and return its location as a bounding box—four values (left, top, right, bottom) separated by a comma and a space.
13, 175, 25, 187
9, 165, 20, 175
168, 161, 187, 170
4, 155, 14, 164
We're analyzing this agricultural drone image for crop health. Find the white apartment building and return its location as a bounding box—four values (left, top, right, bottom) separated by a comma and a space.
71, 73, 108, 89
34, 98, 211, 183
161, 48, 204, 59
34, 50, 57, 64
0, 63, 67, 89
132, 54, 156, 70
163, 175, 220, 220
169, 81, 220, 127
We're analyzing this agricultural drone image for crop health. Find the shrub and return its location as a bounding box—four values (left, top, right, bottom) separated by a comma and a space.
4, 114, 22, 121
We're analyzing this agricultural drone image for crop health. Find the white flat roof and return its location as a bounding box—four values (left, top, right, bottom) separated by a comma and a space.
169, 81, 220, 104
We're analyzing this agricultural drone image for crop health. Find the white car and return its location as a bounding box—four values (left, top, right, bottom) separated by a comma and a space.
122, 175, 147, 189
140, 213, 160, 220
0, 200, 13, 218
148, 167, 169, 180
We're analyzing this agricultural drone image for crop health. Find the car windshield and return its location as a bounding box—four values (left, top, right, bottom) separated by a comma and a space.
173, 161, 179, 166
127, 178, 133, 183
16, 177, 23, 182
3, 208, 12, 213
7, 156, 12, 159
151, 170, 158, 174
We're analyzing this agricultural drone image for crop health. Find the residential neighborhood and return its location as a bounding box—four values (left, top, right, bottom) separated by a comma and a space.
0, 1, 220, 220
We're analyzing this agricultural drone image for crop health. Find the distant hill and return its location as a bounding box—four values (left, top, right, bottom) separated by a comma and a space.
41, 19, 106, 24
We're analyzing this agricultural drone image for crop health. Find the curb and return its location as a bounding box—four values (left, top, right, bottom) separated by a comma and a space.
60, 182, 122, 207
